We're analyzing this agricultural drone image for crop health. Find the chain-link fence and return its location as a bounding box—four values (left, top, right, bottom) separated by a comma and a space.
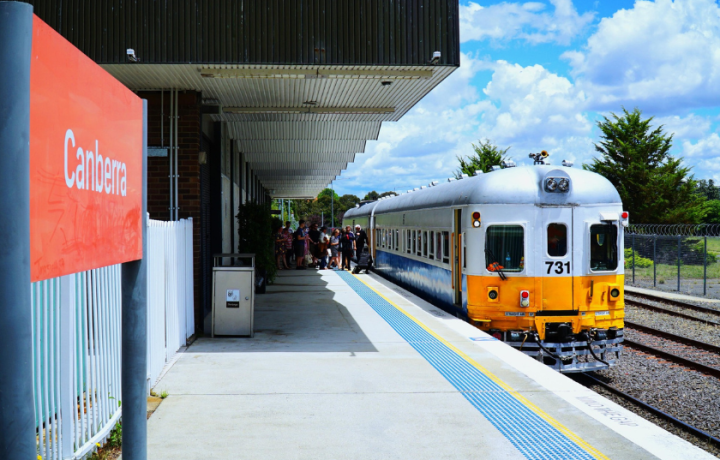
625, 224, 720, 298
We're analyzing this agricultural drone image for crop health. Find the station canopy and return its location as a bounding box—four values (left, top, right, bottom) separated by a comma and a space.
103, 63, 455, 198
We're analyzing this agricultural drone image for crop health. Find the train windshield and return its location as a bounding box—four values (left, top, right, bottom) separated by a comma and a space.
485, 225, 524, 272
590, 224, 618, 271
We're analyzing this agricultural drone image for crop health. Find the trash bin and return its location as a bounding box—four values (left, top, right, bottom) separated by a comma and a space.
212, 253, 255, 337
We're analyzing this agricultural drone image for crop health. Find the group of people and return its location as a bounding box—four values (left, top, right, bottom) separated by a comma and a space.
274, 221, 368, 271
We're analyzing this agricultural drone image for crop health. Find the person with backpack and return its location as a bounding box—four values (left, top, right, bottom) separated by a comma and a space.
339, 225, 356, 271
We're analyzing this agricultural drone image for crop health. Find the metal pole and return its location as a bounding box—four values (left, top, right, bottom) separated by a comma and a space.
704, 236, 708, 296
632, 234, 635, 284
677, 235, 681, 292
653, 235, 657, 287
122, 100, 149, 460
174, 89, 179, 220
169, 88, 174, 220
0, 3, 37, 458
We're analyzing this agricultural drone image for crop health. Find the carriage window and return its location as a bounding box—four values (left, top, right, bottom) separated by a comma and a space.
412, 230, 416, 254
417, 231, 422, 256
407, 230, 412, 253
389, 230, 393, 250
423, 231, 428, 257
485, 225, 524, 272
547, 223, 567, 257
442, 232, 450, 264
429, 231, 435, 259
395, 230, 400, 251
590, 224, 618, 271
436, 233, 442, 261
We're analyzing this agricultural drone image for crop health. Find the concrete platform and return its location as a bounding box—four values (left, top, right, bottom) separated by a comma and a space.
625, 285, 720, 303
146, 269, 715, 459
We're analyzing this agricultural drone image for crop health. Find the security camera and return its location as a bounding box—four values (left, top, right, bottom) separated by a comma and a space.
126, 48, 138, 62
429, 51, 441, 65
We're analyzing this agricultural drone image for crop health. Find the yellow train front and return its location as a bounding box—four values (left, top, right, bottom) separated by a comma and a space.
344, 160, 625, 372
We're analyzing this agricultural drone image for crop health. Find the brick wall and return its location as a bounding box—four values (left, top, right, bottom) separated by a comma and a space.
139, 90, 203, 335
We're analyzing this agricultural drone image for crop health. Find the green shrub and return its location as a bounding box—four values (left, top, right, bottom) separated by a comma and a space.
237, 202, 277, 285
624, 248, 653, 268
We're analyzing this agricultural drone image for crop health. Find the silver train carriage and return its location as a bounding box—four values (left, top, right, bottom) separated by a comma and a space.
343, 164, 627, 372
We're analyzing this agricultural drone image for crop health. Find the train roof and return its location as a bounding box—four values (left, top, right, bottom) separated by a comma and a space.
344, 165, 621, 218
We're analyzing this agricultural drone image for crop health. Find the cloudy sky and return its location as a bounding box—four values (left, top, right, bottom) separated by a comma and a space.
333, 0, 720, 198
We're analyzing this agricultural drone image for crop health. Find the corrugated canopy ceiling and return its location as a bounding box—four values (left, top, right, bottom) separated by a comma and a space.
102, 64, 456, 198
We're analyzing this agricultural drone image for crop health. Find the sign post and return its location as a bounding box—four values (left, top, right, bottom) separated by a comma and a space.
0, 4, 148, 458
122, 101, 148, 460
0, 3, 38, 459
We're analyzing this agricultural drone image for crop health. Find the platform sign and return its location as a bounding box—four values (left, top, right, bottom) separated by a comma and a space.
29, 16, 143, 282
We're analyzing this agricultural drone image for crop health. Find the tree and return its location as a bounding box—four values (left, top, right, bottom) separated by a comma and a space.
378, 191, 397, 198
705, 200, 720, 224
584, 108, 706, 224
363, 191, 380, 201
455, 139, 510, 178
339, 194, 361, 210
696, 179, 720, 201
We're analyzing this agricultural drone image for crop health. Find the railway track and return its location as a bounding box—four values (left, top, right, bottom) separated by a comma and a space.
623, 321, 720, 379
625, 294, 720, 326
576, 374, 720, 451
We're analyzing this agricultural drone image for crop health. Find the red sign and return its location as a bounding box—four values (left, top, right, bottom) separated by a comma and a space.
29, 15, 143, 282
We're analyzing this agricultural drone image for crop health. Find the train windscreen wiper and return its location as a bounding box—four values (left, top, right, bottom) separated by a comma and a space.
485, 246, 507, 281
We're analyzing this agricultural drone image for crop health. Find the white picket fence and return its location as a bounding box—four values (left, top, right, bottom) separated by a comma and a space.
31, 218, 194, 459
147, 218, 195, 388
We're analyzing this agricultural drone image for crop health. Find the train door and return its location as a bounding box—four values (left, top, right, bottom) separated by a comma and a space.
541, 207, 574, 311
453, 209, 463, 306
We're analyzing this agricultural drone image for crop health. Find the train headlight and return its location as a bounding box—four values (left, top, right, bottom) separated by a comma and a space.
558, 178, 569, 192
519, 290, 530, 307
546, 178, 558, 192
472, 211, 481, 228
488, 287, 499, 302
610, 288, 620, 298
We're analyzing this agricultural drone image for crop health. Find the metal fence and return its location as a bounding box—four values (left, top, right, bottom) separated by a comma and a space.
33, 218, 194, 459
625, 224, 720, 298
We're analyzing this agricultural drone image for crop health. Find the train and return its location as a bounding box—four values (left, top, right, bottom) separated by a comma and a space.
343, 156, 625, 372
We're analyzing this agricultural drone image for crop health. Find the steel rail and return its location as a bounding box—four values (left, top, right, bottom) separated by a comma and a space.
625, 299, 720, 326
624, 321, 720, 354
623, 339, 720, 379
626, 293, 720, 317
577, 374, 720, 450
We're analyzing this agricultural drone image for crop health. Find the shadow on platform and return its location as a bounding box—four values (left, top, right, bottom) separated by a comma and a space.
189, 269, 378, 353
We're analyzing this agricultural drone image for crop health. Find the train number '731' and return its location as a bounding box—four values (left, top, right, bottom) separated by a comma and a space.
545, 261, 570, 274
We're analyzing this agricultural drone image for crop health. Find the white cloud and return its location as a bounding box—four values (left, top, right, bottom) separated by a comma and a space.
682, 133, 720, 158
460, 0, 594, 45
477, 60, 591, 145
337, 58, 597, 196
564, 0, 720, 112
653, 113, 712, 140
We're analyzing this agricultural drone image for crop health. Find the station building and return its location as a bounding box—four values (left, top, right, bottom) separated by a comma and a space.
25, 0, 460, 334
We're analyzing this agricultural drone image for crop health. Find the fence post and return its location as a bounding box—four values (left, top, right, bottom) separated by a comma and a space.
677, 235, 681, 292
60, 274, 77, 458
653, 235, 657, 287
0, 3, 38, 459
632, 234, 635, 284
704, 236, 708, 296
121, 100, 148, 460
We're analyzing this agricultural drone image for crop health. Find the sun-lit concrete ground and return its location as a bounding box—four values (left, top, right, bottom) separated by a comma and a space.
143, 270, 710, 459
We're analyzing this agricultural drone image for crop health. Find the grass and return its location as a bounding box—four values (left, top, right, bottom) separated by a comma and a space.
707, 237, 720, 254
629, 261, 720, 281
